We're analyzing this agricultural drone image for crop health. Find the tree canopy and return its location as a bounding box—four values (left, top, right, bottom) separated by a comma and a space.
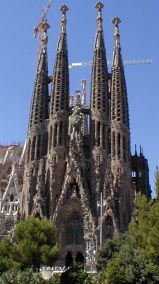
103, 193, 159, 283
0, 216, 59, 273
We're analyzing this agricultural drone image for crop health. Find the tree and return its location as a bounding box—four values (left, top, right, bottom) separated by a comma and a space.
105, 235, 159, 284
0, 238, 20, 273
96, 234, 126, 271
0, 269, 45, 284
105, 193, 159, 283
60, 263, 88, 284
0, 216, 59, 273
154, 166, 159, 200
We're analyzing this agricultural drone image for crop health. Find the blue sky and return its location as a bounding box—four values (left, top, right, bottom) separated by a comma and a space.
0, 0, 158, 194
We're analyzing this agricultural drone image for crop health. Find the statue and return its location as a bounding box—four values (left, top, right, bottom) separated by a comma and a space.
69, 93, 83, 143
32, 190, 44, 218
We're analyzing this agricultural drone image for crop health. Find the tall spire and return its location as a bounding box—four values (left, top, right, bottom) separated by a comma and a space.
111, 17, 129, 128
90, 2, 109, 150
90, 1, 109, 121
110, 17, 132, 231
29, 18, 50, 131
96, 2, 104, 31
90, 2, 109, 206
50, 5, 69, 116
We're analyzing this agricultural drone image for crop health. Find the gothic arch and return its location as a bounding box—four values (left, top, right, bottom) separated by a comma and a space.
65, 251, 73, 268
76, 252, 84, 264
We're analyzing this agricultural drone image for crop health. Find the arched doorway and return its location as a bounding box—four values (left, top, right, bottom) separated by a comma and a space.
65, 251, 73, 268
75, 252, 84, 264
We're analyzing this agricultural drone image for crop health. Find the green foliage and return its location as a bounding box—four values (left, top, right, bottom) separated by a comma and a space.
60, 262, 88, 284
104, 193, 159, 283
0, 238, 20, 273
0, 216, 59, 273
154, 166, 159, 200
0, 269, 46, 284
86, 272, 106, 284
48, 273, 61, 284
96, 234, 126, 271
105, 236, 159, 283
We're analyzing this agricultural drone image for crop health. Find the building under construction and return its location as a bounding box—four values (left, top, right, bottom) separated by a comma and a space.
0, 2, 151, 267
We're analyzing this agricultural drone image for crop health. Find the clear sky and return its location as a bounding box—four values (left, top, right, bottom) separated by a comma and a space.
0, 0, 158, 194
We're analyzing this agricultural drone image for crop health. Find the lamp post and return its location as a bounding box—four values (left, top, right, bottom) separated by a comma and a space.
97, 191, 104, 249
99, 191, 103, 249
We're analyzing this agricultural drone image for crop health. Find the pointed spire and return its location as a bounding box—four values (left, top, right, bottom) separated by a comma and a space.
90, 2, 108, 115
111, 17, 129, 127
135, 144, 137, 155
112, 16, 121, 48
111, 17, 130, 165
56, 5, 69, 52
29, 19, 49, 130
94, 2, 106, 50
61, 4, 68, 33
50, 5, 69, 115
96, 2, 104, 31
112, 17, 123, 67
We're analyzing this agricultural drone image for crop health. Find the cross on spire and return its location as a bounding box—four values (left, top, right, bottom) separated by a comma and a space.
95, 2, 104, 31
112, 16, 121, 48
60, 5, 69, 33
112, 16, 121, 27
61, 4, 69, 14
95, 2, 104, 11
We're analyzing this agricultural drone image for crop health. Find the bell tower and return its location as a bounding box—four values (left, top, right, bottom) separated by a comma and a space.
110, 17, 133, 231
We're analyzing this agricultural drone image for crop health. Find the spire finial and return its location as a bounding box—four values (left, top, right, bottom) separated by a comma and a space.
112, 16, 121, 48
95, 2, 104, 30
96, 2, 104, 11
60, 5, 69, 33
61, 4, 69, 14
112, 16, 121, 27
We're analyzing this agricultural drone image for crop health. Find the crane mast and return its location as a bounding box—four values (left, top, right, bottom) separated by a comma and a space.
33, 0, 51, 55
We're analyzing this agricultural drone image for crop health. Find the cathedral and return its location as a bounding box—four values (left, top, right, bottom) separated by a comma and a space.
0, 2, 151, 267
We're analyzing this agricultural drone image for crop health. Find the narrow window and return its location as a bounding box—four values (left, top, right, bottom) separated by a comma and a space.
118, 133, 121, 159
49, 126, 52, 151
31, 136, 36, 161
102, 124, 106, 149
53, 123, 57, 147
59, 121, 63, 146
123, 136, 126, 162
97, 121, 100, 147
112, 132, 115, 157
36, 135, 41, 159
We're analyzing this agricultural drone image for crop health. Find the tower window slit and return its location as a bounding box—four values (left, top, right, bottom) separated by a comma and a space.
102, 124, 106, 149
123, 136, 126, 162
49, 126, 52, 150
31, 136, 36, 161
108, 129, 111, 154
59, 121, 63, 146
97, 121, 100, 147
118, 133, 121, 159
43, 132, 48, 156
53, 123, 57, 147
36, 135, 41, 159
112, 132, 115, 157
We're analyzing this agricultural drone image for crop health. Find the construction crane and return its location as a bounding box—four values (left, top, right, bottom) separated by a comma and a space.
33, 0, 51, 56
33, 0, 51, 38
69, 58, 153, 69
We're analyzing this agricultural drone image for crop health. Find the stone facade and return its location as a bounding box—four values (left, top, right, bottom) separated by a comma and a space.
0, 2, 151, 266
